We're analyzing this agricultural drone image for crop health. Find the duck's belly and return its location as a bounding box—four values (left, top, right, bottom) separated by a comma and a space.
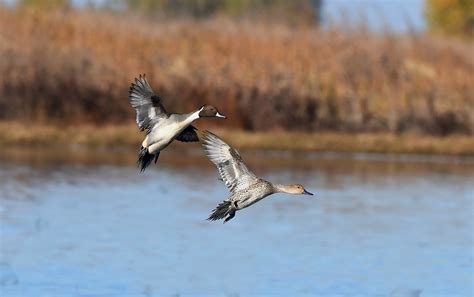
233, 191, 271, 210
144, 122, 185, 154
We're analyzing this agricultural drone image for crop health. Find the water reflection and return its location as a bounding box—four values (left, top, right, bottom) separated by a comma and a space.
0, 147, 473, 297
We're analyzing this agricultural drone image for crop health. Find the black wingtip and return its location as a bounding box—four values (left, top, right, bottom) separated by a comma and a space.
131, 73, 147, 86
129, 73, 151, 96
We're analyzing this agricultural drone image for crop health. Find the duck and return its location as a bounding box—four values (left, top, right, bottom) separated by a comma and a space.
201, 130, 314, 223
129, 74, 226, 172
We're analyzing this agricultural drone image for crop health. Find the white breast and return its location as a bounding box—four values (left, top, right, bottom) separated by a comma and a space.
143, 111, 200, 154
145, 121, 186, 154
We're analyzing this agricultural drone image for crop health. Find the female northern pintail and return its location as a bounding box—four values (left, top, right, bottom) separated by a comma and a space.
202, 131, 314, 223
129, 74, 226, 172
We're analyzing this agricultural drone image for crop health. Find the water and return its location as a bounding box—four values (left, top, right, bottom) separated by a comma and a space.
0, 147, 473, 297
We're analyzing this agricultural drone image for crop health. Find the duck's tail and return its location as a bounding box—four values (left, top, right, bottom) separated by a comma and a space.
137, 146, 159, 172
207, 200, 236, 223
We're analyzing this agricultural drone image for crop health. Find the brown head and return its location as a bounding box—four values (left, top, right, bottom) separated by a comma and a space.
276, 183, 314, 195
198, 105, 226, 118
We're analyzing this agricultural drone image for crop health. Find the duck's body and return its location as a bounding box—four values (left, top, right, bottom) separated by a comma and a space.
202, 131, 313, 223
143, 111, 199, 154
229, 179, 274, 209
129, 74, 225, 172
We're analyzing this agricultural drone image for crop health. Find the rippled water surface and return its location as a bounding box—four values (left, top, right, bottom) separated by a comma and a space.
0, 147, 473, 297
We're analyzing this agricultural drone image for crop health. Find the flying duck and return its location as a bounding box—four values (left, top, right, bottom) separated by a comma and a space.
129, 74, 226, 172
202, 131, 314, 223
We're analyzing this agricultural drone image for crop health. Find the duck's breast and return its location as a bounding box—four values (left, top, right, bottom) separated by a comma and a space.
233, 182, 273, 210
145, 119, 187, 153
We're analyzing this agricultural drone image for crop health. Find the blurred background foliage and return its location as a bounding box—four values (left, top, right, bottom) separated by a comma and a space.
18, 0, 70, 9
117, 0, 322, 25
0, 0, 472, 137
14, 0, 474, 36
425, 0, 474, 38
18, 0, 322, 24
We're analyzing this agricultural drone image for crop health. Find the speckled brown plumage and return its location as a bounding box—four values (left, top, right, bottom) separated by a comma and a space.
202, 131, 314, 223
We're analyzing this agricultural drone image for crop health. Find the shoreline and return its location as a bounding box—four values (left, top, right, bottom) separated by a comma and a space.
0, 122, 473, 156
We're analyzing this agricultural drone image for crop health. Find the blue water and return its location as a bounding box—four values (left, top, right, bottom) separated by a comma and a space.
0, 149, 473, 296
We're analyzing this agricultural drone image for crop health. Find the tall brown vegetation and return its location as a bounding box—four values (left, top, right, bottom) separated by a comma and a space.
0, 8, 472, 135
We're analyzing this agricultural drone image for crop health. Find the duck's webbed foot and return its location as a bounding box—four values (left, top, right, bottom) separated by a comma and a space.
223, 210, 236, 223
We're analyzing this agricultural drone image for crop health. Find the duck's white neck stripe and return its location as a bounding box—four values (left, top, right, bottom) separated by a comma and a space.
188, 109, 201, 122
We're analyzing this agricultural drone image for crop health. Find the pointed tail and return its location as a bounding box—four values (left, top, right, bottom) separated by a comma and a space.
137, 146, 156, 172
208, 200, 236, 223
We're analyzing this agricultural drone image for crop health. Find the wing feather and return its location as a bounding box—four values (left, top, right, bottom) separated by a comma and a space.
201, 130, 258, 193
128, 74, 169, 133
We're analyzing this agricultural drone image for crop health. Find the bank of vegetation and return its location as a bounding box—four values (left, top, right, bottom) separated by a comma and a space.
1, 122, 473, 156
0, 6, 472, 154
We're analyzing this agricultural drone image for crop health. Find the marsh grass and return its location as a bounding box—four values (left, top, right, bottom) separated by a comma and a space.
1, 122, 473, 155
0, 8, 473, 135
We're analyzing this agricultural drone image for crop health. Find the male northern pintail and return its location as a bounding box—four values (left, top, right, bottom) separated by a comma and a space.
129, 74, 226, 172
202, 131, 314, 223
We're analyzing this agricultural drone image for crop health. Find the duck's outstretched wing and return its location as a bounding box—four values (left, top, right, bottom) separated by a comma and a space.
129, 74, 169, 134
202, 130, 258, 193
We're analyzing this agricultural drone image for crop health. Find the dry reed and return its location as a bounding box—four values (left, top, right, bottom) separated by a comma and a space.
0, 8, 473, 135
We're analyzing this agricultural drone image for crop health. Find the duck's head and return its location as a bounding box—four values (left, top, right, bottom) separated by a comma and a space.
199, 105, 226, 119
280, 184, 314, 196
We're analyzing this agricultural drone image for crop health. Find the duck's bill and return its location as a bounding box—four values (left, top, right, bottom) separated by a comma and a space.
303, 189, 314, 196
216, 112, 226, 119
